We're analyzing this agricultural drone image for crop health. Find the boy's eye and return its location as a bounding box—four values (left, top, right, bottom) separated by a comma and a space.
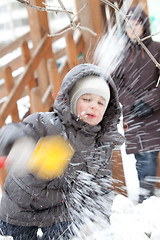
98, 102, 104, 106
82, 98, 90, 102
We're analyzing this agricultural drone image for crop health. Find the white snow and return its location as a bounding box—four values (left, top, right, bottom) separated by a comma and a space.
71, 194, 160, 240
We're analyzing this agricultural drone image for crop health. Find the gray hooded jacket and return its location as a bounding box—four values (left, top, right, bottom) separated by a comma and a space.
0, 64, 123, 227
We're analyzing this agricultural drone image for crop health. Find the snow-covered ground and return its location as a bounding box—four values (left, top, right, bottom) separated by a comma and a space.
72, 194, 160, 240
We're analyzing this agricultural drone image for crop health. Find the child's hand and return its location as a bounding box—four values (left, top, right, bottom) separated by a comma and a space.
0, 134, 75, 179
5, 137, 36, 175
28, 135, 75, 179
0, 124, 26, 156
0, 236, 13, 240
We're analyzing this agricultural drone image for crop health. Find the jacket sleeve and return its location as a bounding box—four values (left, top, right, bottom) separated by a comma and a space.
22, 112, 62, 139
140, 81, 160, 112
142, 42, 160, 111
0, 112, 62, 156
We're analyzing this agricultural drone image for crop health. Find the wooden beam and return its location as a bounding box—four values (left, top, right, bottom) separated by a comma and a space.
0, 32, 30, 58
108, 5, 116, 27
59, 59, 70, 81
41, 85, 52, 106
74, 0, 96, 59
131, 0, 149, 15
0, 35, 50, 126
130, 0, 139, 6
87, 0, 104, 36
47, 57, 61, 95
4, 67, 19, 122
30, 86, 45, 112
27, 0, 50, 46
0, 56, 23, 80
21, 41, 36, 113
26, 0, 52, 95
65, 32, 78, 69
111, 150, 127, 196
138, 0, 149, 15
0, 167, 8, 193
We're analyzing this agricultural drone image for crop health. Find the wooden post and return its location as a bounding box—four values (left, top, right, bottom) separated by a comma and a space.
138, 0, 149, 15
74, 0, 91, 57
46, 58, 62, 106
0, 167, 8, 193
130, 0, 139, 7
100, 3, 108, 33
21, 41, 36, 113
47, 58, 62, 95
108, 5, 116, 27
74, 0, 103, 61
26, 0, 52, 96
30, 87, 45, 113
131, 0, 149, 15
4, 67, 19, 122
87, 0, 105, 36
65, 32, 78, 69
111, 150, 127, 196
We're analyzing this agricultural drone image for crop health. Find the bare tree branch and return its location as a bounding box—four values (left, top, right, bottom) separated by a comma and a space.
48, 27, 74, 37
141, 30, 160, 42
48, 24, 97, 37
18, 0, 97, 37
49, 0, 97, 37
57, 0, 75, 27
101, 0, 160, 82
72, 3, 88, 21
77, 25, 97, 36
16, 0, 73, 14
156, 76, 160, 87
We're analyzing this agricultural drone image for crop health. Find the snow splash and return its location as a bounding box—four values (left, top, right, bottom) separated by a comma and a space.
63, 11, 130, 240
67, 171, 113, 240
93, 25, 128, 76
69, 193, 160, 240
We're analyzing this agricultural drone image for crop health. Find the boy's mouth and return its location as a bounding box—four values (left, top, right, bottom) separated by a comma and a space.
86, 113, 96, 119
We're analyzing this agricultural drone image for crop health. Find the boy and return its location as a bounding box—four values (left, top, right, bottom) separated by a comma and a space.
0, 63, 123, 239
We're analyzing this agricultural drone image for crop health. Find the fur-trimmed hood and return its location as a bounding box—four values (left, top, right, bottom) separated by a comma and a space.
54, 63, 122, 136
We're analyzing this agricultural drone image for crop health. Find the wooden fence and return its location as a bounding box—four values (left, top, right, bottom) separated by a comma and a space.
0, 26, 85, 127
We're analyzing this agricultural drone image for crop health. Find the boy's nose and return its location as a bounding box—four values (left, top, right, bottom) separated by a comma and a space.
90, 102, 97, 109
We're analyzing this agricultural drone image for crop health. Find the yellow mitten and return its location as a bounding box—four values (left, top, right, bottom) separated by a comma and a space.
28, 135, 75, 179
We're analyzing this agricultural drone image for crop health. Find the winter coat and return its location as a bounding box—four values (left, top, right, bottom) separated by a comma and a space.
0, 63, 123, 227
113, 7, 160, 154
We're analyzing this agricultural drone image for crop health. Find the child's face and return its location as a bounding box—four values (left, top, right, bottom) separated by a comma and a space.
126, 20, 144, 40
76, 93, 106, 126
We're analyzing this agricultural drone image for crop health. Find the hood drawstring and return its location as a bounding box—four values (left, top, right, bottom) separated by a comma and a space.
141, 47, 145, 59
130, 46, 135, 63
130, 45, 145, 62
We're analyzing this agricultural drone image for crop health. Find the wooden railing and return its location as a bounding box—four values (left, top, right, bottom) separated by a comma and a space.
0, 32, 31, 99
0, 27, 85, 128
